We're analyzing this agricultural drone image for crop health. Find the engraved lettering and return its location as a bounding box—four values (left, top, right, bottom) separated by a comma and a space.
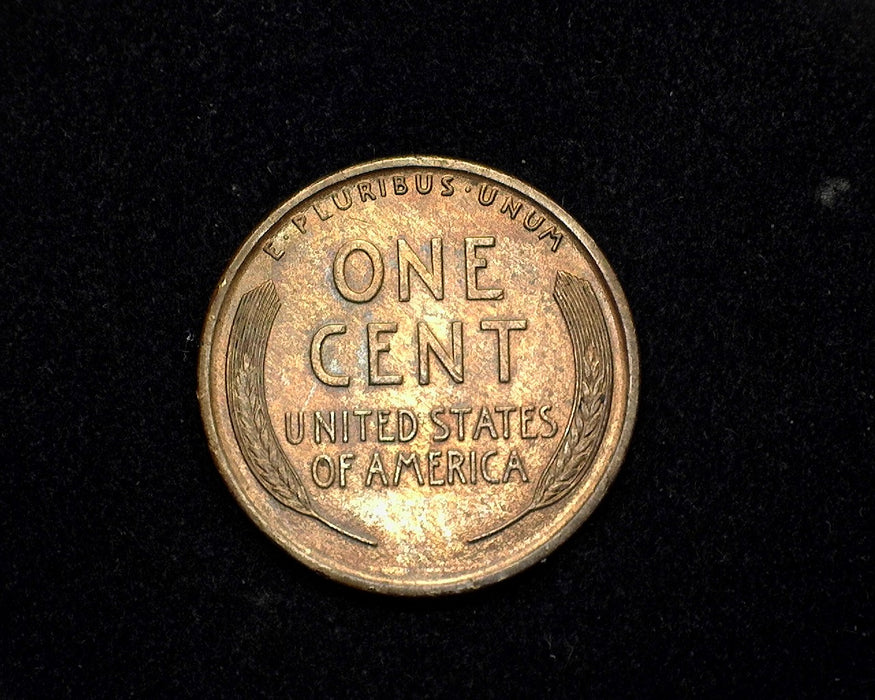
313, 410, 336, 444
284, 411, 304, 444
520, 405, 537, 439
480, 451, 500, 484
354, 409, 371, 441
310, 324, 350, 386
397, 238, 444, 301
398, 409, 418, 442
537, 224, 563, 252
367, 322, 403, 385
291, 213, 307, 234
478, 183, 498, 206
415, 173, 433, 194
502, 450, 529, 483
464, 237, 503, 300
440, 175, 455, 196
332, 187, 353, 210
376, 409, 394, 442
394, 453, 425, 486
479, 319, 527, 382
392, 175, 408, 195
286, 404, 562, 445
499, 196, 523, 220
523, 209, 545, 231
339, 453, 354, 487
447, 450, 467, 485
539, 405, 558, 438
263, 238, 285, 260
333, 239, 384, 303
450, 406, 472, 440
417, 321, 464, 384
311, 455, 334, 488
428, 451, 444, 486
366, 452, 389, 486
472, 406, 498, 440
358, 181, 377, 202
430, 408, 450, 441
313, 201, 333, 221
290, 417, 548, 490
494, 405, 517, 439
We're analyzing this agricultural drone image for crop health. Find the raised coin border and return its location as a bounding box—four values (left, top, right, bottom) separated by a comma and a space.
198, 156, 639, 595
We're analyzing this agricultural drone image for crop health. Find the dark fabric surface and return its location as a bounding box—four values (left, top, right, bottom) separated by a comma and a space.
2, 1, 872, 697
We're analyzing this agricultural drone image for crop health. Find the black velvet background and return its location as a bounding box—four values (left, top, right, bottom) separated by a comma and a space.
3, 1, 872, 697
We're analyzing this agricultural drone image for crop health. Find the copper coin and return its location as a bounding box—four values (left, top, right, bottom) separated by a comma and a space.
198, 157, 638, 594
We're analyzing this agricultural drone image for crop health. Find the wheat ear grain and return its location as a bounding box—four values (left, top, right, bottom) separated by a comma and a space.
226, 281, 376, 546
468, 271, 612, 543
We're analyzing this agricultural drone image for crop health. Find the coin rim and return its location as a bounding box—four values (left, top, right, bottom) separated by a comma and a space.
198, 155, 639, 595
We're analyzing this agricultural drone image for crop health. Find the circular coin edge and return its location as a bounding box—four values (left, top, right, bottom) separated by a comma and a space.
197, 155, 640, 595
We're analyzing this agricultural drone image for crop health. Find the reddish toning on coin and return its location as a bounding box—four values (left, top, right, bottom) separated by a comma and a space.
198, 157, 638, 594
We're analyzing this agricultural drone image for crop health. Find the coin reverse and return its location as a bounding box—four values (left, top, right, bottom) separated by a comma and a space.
198, 157, 638, 595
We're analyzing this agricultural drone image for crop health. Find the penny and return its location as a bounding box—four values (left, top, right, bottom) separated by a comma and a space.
198, 157, 638, 595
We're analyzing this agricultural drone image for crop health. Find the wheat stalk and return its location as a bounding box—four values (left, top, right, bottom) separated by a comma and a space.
231, 353, 313, 513
226, 281, 376, 546
529, 343, 606, 509
469, 271, 612, 543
